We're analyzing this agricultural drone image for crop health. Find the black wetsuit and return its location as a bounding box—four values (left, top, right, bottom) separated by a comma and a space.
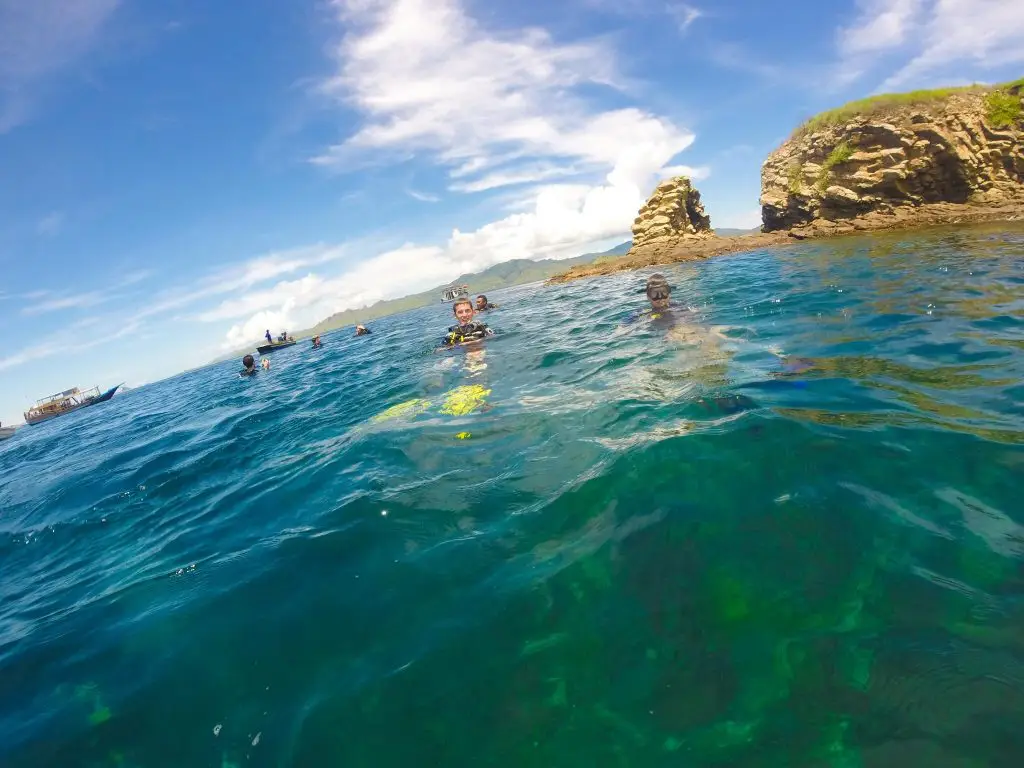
240, 367, 258, 377
442, 321, 493, 347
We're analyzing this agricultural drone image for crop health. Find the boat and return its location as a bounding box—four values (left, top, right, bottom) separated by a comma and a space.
0, 424, 16, 441
24, 384, 122, 426
441, 284, 470, 303
257, 330, 297, 354
257, 338, 297, 354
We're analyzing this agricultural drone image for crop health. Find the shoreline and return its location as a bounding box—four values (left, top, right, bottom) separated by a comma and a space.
545, 198, 1024, 284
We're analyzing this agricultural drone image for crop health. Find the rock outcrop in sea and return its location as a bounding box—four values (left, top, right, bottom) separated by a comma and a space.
629, 176, 713, 252
760, 83, 1024, 236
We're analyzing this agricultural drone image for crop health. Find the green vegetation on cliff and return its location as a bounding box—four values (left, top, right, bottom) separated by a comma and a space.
985, 79, 1024, 127
795, 77, 1024, 137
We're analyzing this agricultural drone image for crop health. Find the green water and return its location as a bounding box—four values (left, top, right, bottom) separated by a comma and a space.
1, 224, 1023, 767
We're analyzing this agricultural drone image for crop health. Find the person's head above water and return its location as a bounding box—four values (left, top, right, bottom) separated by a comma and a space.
453, 298, 475, 325
645, 273, 672, 309
475, 294, 488, 310
242, 354, 255, 370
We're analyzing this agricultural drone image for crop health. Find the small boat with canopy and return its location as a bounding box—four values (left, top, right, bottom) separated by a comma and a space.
24, 384, 122, 426
441, 284, 469, 303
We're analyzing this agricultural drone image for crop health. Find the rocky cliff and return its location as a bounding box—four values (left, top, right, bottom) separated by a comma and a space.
629, 176, 713, 251
761, 82, 1024, 236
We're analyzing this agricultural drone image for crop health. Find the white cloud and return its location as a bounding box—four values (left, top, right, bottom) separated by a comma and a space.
314, 0, 694, 192
0, 0, 121, 131
835, 0, 1024, 91
838, 0, 923, 57
135, 243, 351, 321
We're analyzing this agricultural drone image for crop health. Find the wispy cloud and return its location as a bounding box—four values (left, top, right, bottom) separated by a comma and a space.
22, 291, 108, 315
131, 243, 356, 324
0, 315, 140, 373
668, 3, 703, 33
835, 0, 1024, 92
407, 188, 440, 203
21, 270, 153, 315
448, 164, 582, 193
0, 0, 122, 132
36, 210, 64, 236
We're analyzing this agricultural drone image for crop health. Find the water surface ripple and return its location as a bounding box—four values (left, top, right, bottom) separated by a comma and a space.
2, 224, 1024, 767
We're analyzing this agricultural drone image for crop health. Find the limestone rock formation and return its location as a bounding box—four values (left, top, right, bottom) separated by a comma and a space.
630, 176, 713, 251
760, 86, 1024, 235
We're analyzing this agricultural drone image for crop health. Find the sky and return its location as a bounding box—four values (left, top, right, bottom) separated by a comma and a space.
3, 0, 1024, 424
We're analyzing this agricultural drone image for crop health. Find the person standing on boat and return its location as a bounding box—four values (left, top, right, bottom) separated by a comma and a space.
265, 329, 272, 344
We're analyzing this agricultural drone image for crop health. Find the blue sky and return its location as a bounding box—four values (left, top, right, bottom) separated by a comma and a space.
3, 0, 1023, 424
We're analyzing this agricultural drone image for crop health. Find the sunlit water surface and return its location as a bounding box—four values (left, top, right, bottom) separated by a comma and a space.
2, 224, 1024, 767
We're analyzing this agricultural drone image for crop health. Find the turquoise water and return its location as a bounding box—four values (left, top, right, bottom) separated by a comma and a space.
2, 225, 1024, 767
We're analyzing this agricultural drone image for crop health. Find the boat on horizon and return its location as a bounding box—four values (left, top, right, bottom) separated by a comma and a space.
0, 423, 16, 441
441, 284, 470, 303
24, 384, 122, 426
257, 338, 297, 354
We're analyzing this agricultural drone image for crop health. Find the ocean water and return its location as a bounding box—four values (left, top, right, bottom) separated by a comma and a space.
2, 224, 1024, 768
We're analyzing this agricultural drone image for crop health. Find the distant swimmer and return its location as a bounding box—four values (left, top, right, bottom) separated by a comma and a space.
442, 298, 494, 348
261, 357, 271, 370
355, 325, 371, 336
240, 354, 258, 377
312, 335, 322, 348
475, 294, 497, 311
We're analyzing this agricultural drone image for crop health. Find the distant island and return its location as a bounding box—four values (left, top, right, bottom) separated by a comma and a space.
550, 77, 1024, 283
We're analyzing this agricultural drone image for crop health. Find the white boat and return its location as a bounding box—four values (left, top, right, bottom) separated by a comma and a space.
0, 424, 16, 441
24, 384, 122, 426
441, 284, 469, 302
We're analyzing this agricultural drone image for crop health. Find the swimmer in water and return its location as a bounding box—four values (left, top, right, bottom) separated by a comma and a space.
261, 357, 270, 370
355, 325, 371, 336
622, 273, 680, 326
475, 294, 497, 311
240, 354, 258, 376
441, 298, 494, 348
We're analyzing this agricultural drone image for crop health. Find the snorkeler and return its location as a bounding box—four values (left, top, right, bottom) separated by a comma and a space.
475, 294, 497, 311
442, 298, 494, 348
622, 273, 677, 325
240, 354, 258, 376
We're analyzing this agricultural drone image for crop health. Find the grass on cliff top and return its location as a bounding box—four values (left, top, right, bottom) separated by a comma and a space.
794, 77, 1023, 137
